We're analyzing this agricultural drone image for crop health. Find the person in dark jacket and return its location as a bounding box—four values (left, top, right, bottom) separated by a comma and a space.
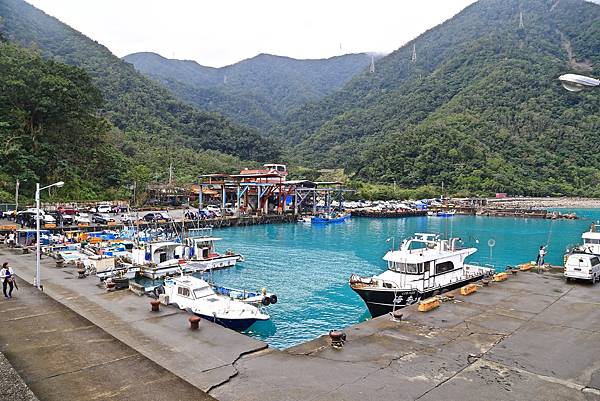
0, 262, 15, 298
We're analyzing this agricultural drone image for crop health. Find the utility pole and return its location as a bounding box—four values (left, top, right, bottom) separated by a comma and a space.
168, 163, 173, 186
15, 179, 19, 212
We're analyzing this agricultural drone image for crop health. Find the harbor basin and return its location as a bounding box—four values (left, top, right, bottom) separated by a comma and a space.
207, 209, 599, 348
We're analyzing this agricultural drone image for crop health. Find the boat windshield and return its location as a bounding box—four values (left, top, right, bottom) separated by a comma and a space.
193, 286, 214, 299
389, 261, 423, 274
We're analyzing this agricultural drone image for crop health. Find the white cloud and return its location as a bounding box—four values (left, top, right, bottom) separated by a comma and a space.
25, 0, 476, 67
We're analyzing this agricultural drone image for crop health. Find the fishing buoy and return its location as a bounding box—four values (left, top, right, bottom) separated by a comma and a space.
270, 294, 278, 304
261, 296, 271, 306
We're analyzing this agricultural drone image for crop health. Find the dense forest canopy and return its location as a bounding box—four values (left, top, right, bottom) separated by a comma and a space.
0, 41, 125, 199
276, 0, 600, 196
0, 0, 279, 201
123, 52, 374, 132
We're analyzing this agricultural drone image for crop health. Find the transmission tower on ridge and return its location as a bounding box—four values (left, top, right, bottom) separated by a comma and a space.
519, 11, 524, 29
411, 44, 417, 63
369, 55, 375, 74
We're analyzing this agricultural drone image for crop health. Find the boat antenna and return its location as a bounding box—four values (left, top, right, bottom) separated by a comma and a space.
386, 237, 395, 251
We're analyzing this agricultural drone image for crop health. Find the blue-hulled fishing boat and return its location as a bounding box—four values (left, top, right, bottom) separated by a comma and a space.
311, 212, 350, 224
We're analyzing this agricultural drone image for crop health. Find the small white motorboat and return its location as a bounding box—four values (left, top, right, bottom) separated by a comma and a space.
159, 275, 270, 331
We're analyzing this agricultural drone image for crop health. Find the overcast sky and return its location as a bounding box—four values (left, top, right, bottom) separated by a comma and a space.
26, 0, 477, 67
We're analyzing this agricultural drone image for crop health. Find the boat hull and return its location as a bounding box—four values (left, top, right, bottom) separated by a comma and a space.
351, 274, 488, 318
194, 313, 266, 331
312, 214, 350, 224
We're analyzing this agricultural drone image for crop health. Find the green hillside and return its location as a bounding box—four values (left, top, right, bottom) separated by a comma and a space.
123, 52, 374, 131
282, 0, 600, 196
0, 0, 279, 200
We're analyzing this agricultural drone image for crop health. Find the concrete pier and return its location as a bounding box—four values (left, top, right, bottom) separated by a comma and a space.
1, 247, 599, 400
0, 276, 213, 400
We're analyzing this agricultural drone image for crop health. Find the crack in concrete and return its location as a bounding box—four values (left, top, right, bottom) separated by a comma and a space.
206, 345, 269, 395
305, 350, 415, 401
28, 354, 138, 384
4, 310, 61, 322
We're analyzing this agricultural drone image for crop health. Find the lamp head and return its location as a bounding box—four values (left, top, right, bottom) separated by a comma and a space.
55, 181, 65, 188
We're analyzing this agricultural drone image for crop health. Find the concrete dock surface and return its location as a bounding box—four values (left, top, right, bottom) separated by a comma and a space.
1, 247, 600, 400
0, 275, 213, 401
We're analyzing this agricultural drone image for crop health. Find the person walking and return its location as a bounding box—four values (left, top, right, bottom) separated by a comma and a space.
0, 262, 15, 298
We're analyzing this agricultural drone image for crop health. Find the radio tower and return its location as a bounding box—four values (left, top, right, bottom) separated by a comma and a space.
223, 74, 227, 84
369, 55, 375, 74
411, 44, 417, 63
519, 11, 524, 29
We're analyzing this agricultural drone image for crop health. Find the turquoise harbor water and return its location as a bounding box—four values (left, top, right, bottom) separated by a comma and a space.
207, 209, 600, 349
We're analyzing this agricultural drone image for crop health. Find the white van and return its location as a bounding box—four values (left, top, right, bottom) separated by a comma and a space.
565, 253, 600, 283
96, 204, 112, 213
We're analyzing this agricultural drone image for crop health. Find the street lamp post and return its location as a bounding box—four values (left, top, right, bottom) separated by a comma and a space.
558, 73, 600, 92
35, 181, 64, 290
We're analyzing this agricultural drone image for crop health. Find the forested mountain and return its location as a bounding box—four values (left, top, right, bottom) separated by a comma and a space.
123, 52, 374, 131
281, 0, 600, 196
0, 0, 278, 200
0, 41, 127, 200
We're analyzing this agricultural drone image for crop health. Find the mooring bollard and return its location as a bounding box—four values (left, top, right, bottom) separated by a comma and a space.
189, 315, 201, 330
391, 309, 403, 321
150, 300, 160, 312
329, 330, 347, 348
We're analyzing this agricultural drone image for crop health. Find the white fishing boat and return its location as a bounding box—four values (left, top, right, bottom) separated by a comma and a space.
184, 228, 243, 272
571, 224, 600, 255
350, 233, 495, 317
159, 275, 270, 331
133, 241, 188, 279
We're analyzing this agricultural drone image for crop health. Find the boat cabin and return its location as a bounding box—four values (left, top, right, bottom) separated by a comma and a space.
132, 241, 185, 266
379, 233, 477, 291
581, 230, 600, 254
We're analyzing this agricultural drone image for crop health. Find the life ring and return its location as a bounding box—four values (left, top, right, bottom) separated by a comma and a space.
261, 296, 271, 306
270, 294, 278, 304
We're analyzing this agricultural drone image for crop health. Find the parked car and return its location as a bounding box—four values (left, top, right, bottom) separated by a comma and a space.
60, 208, 79, 215
92, 213, 115, 224
205, 205, 222, 217
74, 213, 92, 225
96, 204, 112, 214
119, 214, 134, 223
143, 212, 173, 222
565, 253, 600, 283
47, 211, 74, 226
